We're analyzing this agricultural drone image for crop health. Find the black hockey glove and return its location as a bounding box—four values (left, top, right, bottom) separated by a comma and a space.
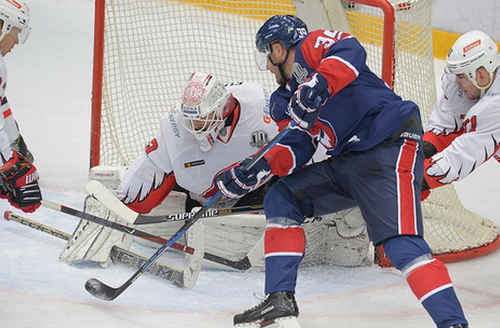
422, 140, 438, 159
0, 152, 42, 213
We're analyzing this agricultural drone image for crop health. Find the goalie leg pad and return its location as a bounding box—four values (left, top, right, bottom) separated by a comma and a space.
133, 190, 188, 248
301, 207, 371, 267
59, 196, 132, 267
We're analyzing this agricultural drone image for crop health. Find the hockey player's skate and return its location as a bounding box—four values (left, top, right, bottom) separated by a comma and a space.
448, 325, 468, 328
233, 291, 300, 328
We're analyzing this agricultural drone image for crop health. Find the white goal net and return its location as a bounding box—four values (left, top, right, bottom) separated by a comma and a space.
91, 0, 500, 264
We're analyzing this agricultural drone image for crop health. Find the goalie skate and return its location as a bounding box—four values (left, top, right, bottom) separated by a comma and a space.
234, 292, 301, 328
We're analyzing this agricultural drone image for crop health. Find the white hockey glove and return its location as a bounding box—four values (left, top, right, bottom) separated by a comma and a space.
59, 196, 132, 267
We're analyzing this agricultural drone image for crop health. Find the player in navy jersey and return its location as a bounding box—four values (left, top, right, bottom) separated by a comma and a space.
215, 15, 468, 328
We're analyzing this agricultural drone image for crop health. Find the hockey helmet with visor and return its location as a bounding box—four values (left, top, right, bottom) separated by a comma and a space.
254, 15, 308, 71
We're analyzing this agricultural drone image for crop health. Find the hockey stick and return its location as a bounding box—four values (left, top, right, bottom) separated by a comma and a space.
41, 199, 262, 270
133, 204, 263, 225
2, 210, 203, 289
86, 180, 265, 225
84, 123, 294, 301
41, 200, 195, 255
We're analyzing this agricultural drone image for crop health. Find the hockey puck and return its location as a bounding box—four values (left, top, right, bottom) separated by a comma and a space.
4, 210, 12, 221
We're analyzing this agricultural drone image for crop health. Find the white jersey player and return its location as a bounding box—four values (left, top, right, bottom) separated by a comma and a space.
60, 72, 279, 264
0, 0, 41, 213
117, 72, 277, 211
422, 30, 500, 194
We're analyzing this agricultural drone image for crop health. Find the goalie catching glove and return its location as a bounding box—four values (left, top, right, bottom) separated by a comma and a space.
0, 151, 41, 213
289, 72, 330, 130
215, 156, 272, 199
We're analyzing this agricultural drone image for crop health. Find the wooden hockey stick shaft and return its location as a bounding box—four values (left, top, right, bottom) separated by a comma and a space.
2, 210, 195, 289
84, 123, 294, 301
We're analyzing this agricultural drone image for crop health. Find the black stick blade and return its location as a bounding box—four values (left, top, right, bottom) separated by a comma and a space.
85, 278, 120, 301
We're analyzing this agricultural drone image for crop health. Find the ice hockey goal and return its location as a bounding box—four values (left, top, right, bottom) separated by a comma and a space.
90, 0, 500, 264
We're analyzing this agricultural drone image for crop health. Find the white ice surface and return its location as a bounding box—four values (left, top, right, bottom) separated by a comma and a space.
1, 1, 500, 327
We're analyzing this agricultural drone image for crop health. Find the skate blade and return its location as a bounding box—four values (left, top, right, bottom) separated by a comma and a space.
235, 316, 301, 328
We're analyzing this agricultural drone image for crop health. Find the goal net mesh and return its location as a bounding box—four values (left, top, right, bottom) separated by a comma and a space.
93, 0, 499, 262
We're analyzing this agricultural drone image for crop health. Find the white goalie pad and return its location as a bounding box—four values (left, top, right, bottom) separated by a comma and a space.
60, 166, 132, 267
197, 206, 371, 269
87, 166, 371, 269
321, 207, 372, 267
132, 189, 188, 248
76, 166, 190, 260
127, 207, 371, 269
59, 196, 133, 267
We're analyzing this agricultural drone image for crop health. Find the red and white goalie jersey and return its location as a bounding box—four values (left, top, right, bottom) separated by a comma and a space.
0, 55, 19, 164
117, 82, 277, 213
424, 69, 500, 186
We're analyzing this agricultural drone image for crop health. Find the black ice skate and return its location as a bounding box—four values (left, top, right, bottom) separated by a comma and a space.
448, 325, 468, 328
233, 291, 300, 328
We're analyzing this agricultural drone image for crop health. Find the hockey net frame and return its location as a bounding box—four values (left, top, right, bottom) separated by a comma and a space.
90, 0, 500, 265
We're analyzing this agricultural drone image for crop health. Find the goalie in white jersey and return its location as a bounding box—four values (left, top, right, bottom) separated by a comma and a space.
61, 72, 280, 264
61, 72, 370, 268
422, 30, 500, 197
0, 0, 41, 213
117, 72, 277, 211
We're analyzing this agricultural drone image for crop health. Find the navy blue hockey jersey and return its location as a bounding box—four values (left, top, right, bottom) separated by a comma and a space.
264, 30, 420, 177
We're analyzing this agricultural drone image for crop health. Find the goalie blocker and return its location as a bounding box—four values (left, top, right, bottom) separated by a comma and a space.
66, 166, 372, 269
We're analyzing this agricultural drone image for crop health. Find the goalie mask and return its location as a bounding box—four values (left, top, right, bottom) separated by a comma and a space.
447, 30, 500, 93
0, 0, 31, 44
180, 72, 231, 152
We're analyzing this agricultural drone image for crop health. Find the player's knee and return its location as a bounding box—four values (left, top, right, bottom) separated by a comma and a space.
382, 235, 432, 271
264, 180, 312, 224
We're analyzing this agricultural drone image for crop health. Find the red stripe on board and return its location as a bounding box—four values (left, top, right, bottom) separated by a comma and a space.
406, 260, 452, 301
397, 140, 418, 235
265, 226, 305, 255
